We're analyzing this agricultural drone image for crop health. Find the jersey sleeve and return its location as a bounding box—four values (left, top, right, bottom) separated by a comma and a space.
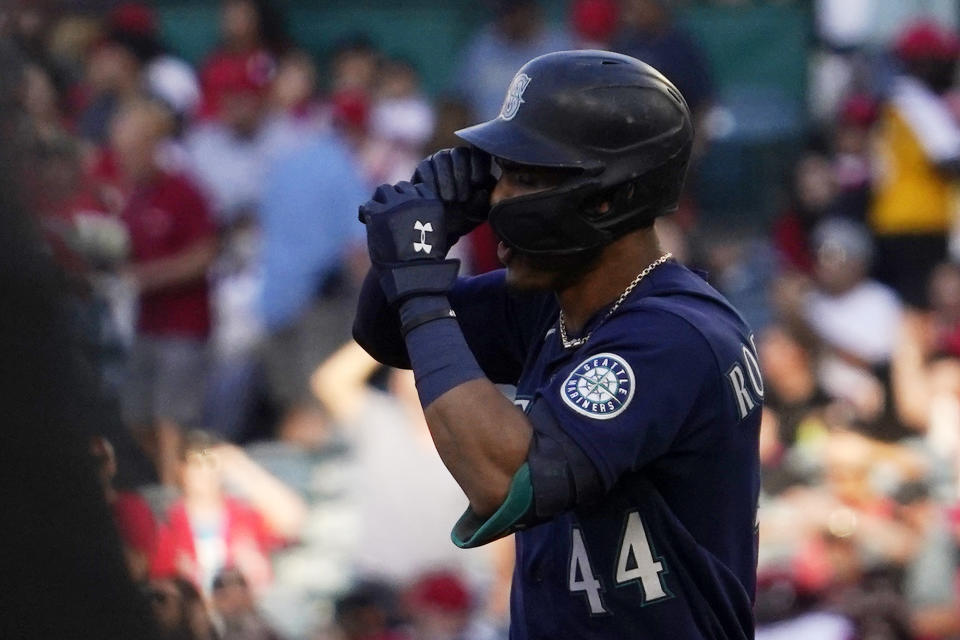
448, 270, 552, 384
354, 268, 552, 385
531, 308, 717, 490
452, 307, 720, 548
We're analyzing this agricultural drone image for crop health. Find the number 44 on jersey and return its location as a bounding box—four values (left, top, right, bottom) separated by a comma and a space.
569, 511, 669, 614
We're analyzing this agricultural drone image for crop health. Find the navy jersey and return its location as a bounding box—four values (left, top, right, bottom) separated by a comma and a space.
448, 262, 761, 640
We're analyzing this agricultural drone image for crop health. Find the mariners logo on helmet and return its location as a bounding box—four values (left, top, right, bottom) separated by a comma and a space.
561, 352, 635, 419
499, 73, 531, 121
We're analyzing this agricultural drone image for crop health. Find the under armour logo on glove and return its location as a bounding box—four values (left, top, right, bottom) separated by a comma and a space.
413, 220, 433, 254
358, 181, 450, 265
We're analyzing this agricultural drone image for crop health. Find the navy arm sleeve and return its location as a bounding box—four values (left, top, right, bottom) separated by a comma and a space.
353, 268, 553, 385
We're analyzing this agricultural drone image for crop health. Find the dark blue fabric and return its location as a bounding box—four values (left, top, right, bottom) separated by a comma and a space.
403, 310, 485, 408
453, 263, 760, 640
353, 269, 552, 384
355, 261, 761, 639
377, 259, 460, 305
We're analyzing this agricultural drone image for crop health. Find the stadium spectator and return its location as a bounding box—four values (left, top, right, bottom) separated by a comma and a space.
777, 218, 903, 435
212, 567, 282, 640
74, 4, 198, 146
895, 482, 960, 638
611, 0, 714, 125
830, 94, 877, 221
309, 342, 500, 587
326, 580, 409, 640
185, 52, 300, 225
147, 576, 219, 640
891, 263, 960, 446
268, 50, 323, 128
28, 130, 133, 389
695, 225, 777, 332
869, 21, 960, 308
187, 50, 314, 440
257, 129, 368, 443
569, 0, 619, 50
110, 3, 201, 123
113, 99, 217, 485
361, 57, 435, 186
453, 0, 571, 120
77, 25, 149, 145
756, 326, 833, 494
404, 571, 476, 640
198, 0, 287, 120
22, 62, 69, 144
152, 431, 305, 595
772, 152, 843, 275
91, 435, 159, 583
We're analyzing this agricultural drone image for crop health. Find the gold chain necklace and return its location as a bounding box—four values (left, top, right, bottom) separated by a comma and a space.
558, 252, 673, 349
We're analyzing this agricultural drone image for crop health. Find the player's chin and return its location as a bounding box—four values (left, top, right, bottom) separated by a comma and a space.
502, 244, 595, 292
503, 255, 570, 291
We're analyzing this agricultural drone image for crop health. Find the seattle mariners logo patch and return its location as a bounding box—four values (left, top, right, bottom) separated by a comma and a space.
561, 353, 635, 419
499, 73, 531, 121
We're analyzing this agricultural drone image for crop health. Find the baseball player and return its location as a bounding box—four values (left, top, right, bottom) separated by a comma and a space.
354, 50, 761, 639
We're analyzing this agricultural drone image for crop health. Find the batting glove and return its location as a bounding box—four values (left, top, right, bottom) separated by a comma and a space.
359, 181, 460, 305
412, 146, 495, 245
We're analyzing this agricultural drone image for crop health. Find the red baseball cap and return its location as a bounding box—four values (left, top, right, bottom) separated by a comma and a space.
838, 94, 878, 127
571, 0, 619, 43
895, 20, 960, 61
204, 51, 274, 97
408, 571, 471, 613
109, 2, 156, 37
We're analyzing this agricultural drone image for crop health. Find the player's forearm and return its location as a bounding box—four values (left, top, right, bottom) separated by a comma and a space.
424, 379, 532, 517
401, 296, 531, 516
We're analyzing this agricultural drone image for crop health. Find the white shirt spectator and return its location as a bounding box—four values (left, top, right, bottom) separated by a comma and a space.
807, 280, 903, 365
185, 115, 313, 223
341, 389, 492, 585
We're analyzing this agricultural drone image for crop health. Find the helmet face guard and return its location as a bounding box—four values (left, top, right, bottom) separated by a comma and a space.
488, 180, 608, 255
456, 50, 693, 257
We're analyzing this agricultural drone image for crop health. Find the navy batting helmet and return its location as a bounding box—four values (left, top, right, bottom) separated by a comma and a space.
456, 50, 693, 256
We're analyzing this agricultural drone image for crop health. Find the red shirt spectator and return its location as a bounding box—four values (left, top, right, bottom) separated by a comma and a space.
151, 496, 282, 593
123, 171, 215, 338
113, 490, 159, 560
199, 49, 274, 120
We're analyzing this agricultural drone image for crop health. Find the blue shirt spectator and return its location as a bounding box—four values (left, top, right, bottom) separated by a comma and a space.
454, 1, 572, 120
259, 133, 369, 330
611, 0, 713, 114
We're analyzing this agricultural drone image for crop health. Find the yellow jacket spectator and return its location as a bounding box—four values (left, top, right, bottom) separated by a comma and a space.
869, 21, 960, 307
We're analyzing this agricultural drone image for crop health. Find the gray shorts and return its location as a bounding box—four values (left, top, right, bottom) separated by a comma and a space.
121, 335, 207, 428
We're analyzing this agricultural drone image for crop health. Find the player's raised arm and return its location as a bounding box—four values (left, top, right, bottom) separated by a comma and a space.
356, 179, 533, 516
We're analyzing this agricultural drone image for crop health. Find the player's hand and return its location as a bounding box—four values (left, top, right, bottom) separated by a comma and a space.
359, 181, 460, 304
412, 146, 495, 244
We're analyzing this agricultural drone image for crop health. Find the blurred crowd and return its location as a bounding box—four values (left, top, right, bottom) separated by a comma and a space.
4, 0, 960, 638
